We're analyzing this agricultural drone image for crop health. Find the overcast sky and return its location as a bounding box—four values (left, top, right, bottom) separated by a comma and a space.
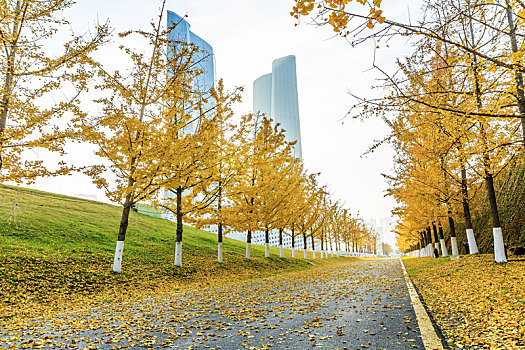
30, 0, 422, 246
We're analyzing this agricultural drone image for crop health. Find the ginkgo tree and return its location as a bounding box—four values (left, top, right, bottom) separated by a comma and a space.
291, 0, 525, 146
192, 80, 243, 264
295, 174, 325, 259
225, 115, 298, 259
79, 2, 204, 272
158, 113, 219, 268
0, 0, 108, 184
256, 146, 303, 258
383, 22, 521, 262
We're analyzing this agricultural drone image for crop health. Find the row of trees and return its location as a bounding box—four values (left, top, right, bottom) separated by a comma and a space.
291, 0, 524, 263
0, 1, 380, 273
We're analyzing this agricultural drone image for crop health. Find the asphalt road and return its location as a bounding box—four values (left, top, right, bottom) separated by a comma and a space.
2, 259, 426, 349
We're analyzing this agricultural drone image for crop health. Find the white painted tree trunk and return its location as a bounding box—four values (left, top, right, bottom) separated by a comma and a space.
426, 244, 432, 257
451, 237, 459, 257
245, 243, 251, 259
466, 229, 479, 254
292, 247, 295, 258
112, 240, 124, 273
434, 243, 440, 255
493, 227, 507, 263
303, 249, 307, 259
331, 251, 334, 257
420, 248, 425, 257
174, 241, 182, 267
312, 250, 316, 259
279, 245, 283, 258
440, 239, 448, 257
265, 243, 270, 257
218, 242, 223, 263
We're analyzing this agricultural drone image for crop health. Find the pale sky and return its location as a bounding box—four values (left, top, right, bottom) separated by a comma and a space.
30, 0, 422, 246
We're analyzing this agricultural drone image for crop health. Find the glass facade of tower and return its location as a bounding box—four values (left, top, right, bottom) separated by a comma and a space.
246, 56, 307, 248
253, 73, 272, 119
167, 10, 215, 94
253, 55, 302, 159
163, 11, 216, 212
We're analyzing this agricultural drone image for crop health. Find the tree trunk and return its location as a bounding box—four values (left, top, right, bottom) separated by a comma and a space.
448, 213, 459, 257
302, 232, 307, 259
265, 228, 270, 258
174, 186, 183, 267
432, 223, 440, 256
279, 228, 283, 258
112, 192, 133, 273
438, 224, 448, 257
460, 162, 479, 254
485, 174, 507, 262
479, 117, 506, 262
426, 227, 433, 257
310, 235, 315, 259
419, 232, 424, 257
505, 1, 525, 147
117, 197, 132, 242
0, 1, 22, 172
321, 232, 325, 258
422, 233, 426, 257
291, 225, 295, 258
217, 182, 223, 263
246, 230, 252, 259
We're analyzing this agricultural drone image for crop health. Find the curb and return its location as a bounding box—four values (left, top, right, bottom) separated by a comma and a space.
400, 259, 447, 350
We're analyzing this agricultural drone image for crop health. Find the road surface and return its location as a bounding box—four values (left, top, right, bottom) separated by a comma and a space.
2, 259, 428, 349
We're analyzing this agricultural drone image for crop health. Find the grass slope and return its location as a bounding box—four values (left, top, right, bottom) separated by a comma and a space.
0, 185, 347, 323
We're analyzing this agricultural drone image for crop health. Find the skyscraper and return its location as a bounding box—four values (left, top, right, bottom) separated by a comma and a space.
162, 10, 216, 213
244, 55, 306, 249
253, 55, 303, 159
167, 10, 215, 94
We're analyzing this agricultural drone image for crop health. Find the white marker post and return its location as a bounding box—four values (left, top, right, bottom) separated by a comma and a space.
174, 241, 182, 267
440, 239, 448, 257
451, 237, 459, 257
466, 229, 479, 254
218, 242, 223, 263
245, 243, 251, 259
112, 241, 124, 273
493, 227, 507, 263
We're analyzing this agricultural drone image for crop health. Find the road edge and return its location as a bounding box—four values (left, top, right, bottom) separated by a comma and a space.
400, 259, 445, 350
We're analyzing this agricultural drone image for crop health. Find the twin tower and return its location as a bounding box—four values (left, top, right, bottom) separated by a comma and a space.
253, 56, 303, 159
167, 10, 303, 160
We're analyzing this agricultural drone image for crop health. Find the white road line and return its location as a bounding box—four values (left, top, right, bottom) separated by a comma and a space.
400, 259, 445, 350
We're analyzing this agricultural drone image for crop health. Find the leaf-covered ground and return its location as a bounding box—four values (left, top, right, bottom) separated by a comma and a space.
404, 255, 525, 349
0, 260, 424, 349
0, 185, 347, 324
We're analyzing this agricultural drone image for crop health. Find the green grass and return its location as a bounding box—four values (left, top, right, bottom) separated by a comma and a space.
0, 185, 348, 323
